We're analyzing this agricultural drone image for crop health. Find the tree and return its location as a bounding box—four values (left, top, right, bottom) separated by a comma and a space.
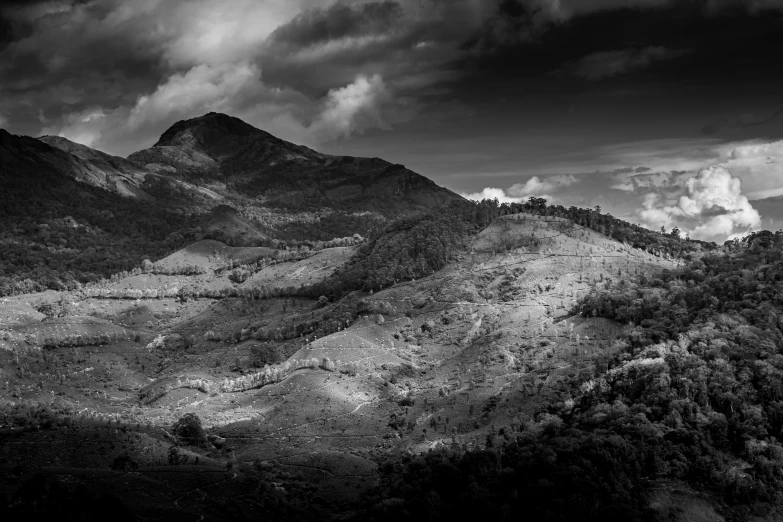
527, 197, 548, 212
172, 413, 205, 446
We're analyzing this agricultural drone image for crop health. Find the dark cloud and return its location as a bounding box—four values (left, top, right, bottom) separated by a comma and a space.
460, 2, 783, 79
462, 0, 555, 52
562, 46, 690, 80
0, 0, 168, 136
260, 0, 488, 97
268, 1, 404, 48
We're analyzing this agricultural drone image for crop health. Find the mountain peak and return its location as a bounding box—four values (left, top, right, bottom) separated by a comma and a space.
126, 112, 462, 213
153, 112, 275, 151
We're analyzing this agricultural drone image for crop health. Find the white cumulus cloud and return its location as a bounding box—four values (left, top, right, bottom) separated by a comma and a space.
308, 74, 392, 142
461, 175, 579, 204
638, 165, 761, 242
460, 187, 524, 203
507, 174, 578, 199
460, 174, 579, 204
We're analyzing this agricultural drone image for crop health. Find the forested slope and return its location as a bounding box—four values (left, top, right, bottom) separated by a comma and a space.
0, 131, 204, 295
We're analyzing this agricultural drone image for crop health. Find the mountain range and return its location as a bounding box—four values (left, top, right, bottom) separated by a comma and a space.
28, 112, 460, 215
0, 113, 462, 294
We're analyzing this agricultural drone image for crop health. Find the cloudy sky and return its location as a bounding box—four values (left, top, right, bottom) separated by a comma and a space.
2, 0, 783, 242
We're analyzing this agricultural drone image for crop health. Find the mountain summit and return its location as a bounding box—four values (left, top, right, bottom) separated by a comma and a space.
154, 112, 278, 152
127, 112, 462, 214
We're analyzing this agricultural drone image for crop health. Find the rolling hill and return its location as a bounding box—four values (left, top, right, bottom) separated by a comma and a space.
6, 194, 772, 521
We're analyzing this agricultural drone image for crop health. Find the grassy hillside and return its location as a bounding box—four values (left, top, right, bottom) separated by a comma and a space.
4, 197, 775, 521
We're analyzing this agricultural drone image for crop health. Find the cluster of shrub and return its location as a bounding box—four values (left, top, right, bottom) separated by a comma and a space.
80, 282, 312, 302
220, 356, 367, 393
219, 249, 316, 283
205, 306, 353, 347
39, 330, 135, 349
140, 356, 360, 402
141, 260, 207, 276
82, 286, 183, 300
138, 375, 215, 404
219, 317, 322, 344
